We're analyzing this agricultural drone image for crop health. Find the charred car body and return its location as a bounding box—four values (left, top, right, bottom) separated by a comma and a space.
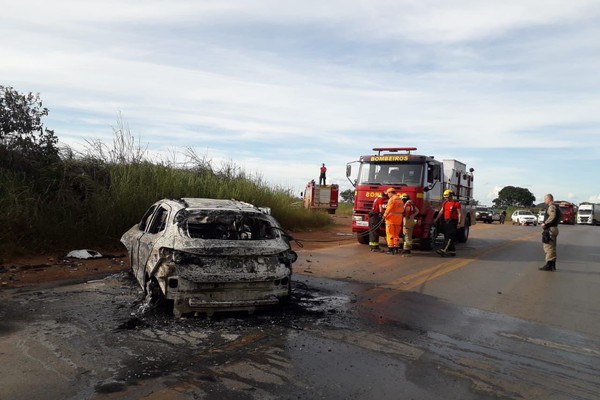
121, 198, 298, 317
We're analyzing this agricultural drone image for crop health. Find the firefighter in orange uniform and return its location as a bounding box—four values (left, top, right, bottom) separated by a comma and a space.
383, 188, 404, 254
400, 193, 419, 255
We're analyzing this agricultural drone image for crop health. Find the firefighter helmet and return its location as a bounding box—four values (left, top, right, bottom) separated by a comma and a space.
385, 188, 396, 195
400, 193, 410, 201
443, 189, 454, 198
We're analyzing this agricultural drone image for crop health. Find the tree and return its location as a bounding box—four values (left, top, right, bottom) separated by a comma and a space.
0, 85, 59, 166
493, 186, 535, 208
340, 189, 355, 203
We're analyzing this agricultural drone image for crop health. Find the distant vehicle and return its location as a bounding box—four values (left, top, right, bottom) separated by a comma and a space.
475, 206, 495, 223
121, 198, 298, 317
491, 210, 501, 222
511, 210, 538, 226
302, 180, 339, 214
556, 201, 577, 224
577, 203, 600, 225
537, 209, 546, 224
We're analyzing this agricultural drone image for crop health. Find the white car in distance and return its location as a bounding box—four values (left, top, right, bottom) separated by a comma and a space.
511, 210, 538, 226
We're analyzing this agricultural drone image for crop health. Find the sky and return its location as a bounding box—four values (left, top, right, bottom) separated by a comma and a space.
2, 0, 600, 205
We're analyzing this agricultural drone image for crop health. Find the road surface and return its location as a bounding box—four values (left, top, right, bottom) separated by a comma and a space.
1, 223, 599, 399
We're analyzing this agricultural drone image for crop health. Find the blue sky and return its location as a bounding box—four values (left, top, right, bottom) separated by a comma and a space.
3, 0, 600, 204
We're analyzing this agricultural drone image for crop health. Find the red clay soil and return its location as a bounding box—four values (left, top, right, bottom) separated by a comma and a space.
0, 215, 354, 288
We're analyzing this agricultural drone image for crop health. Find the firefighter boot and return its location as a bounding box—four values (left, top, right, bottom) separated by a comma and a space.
539, 262, 552, 271
550, 260, 556, 271
387, 247, 399, 255
370, 246, 381, 252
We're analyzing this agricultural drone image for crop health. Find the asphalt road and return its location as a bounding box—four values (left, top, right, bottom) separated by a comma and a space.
1, 223, 599, 399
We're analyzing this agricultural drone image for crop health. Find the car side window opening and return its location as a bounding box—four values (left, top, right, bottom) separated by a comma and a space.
148, 206, 169, 234
138, 205, 157, 231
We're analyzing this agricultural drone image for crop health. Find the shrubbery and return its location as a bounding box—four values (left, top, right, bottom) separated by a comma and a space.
0, 87, 330, 257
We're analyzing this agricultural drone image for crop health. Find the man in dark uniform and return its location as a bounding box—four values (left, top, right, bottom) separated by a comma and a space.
540, 193, 559, 271
368, 190, 388, 252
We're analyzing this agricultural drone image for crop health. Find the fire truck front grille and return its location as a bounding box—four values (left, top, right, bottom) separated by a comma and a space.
360, 201, 374, 210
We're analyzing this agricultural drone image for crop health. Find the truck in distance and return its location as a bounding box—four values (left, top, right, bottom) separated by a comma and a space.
577, 202, 600, 225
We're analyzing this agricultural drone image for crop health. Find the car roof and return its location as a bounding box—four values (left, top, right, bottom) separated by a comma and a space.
181, 198, 261, 212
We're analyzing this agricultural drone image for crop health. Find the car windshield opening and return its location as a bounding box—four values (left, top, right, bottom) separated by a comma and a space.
180, 211, 278, 240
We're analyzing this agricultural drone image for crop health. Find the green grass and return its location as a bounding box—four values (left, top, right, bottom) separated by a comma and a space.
0, 131, 330, 258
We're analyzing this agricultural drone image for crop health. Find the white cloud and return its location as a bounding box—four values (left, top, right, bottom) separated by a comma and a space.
3, 0, 600, 204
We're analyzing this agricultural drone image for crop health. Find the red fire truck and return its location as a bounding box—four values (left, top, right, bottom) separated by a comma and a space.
303, 180, 339, 214
346, 147, 476, 250
556, 201, 577, 225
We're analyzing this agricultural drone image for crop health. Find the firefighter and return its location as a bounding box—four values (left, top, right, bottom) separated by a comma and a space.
400, 193, 419, 255
433, 189, 462, 257
383, 188, 404, 254
368, 189, 388, 252
539, 193, 559, 271
319, 163, 327, 185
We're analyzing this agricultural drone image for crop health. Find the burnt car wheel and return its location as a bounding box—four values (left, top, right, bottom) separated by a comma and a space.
145, 278, 161, 303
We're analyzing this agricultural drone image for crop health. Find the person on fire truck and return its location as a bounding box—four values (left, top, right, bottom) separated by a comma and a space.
383, 188, 404, 254
368, 189, 389, 252
433, 189, 462, 257
319, 163, 327, 185
400, 193, 419, 255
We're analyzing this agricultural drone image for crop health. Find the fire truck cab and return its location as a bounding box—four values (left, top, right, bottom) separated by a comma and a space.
346, 147, 476, 250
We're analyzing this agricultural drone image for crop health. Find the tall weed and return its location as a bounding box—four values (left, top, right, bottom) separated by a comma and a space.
0, 125, 330, 257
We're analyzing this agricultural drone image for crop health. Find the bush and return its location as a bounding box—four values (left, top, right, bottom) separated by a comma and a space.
0, 123, 330, 256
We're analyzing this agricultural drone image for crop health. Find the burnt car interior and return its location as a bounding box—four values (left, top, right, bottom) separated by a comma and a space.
180, 211, 278, 240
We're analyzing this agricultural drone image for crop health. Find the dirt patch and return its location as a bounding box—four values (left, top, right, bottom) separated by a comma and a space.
289, 214, 355, 251
0, 250, 128, 288
0, 215, 355, 288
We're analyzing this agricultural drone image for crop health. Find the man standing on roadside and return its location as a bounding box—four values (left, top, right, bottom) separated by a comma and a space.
540, 193, 559, 271
433, 189, 462, 257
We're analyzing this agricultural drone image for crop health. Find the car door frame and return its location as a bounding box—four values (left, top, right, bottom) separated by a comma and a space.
132, 203, 172, 286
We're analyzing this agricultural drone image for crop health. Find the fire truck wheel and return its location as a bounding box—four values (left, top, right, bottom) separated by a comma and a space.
457, 217, 471, 243
357, 234, 369, 245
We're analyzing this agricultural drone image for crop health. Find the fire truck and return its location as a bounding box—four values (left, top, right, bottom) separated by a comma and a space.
346, 147, 476, 250
556, 201, 577, 224
302, 180, 339, 214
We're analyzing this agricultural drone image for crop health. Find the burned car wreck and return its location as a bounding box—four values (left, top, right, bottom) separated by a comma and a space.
121, 198, 298, 317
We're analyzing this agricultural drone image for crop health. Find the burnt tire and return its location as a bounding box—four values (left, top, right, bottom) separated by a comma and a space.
145, 278, 174, 315
145, 278, 161, 303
